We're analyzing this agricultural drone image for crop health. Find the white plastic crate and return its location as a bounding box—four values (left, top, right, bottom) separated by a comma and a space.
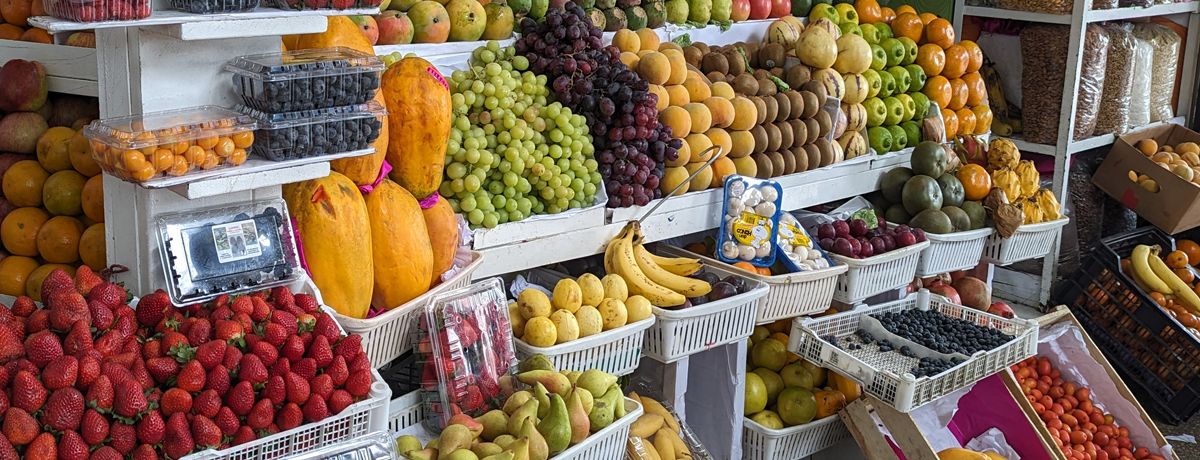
913, 227, 993, 277
387, 390, 423, 434
982, 218, 1069, 266
333, 250, 483, 368
557, 397, 643, 460
665, 245, 848, 324
788, 290, 1038, 412
515, 317, 655, 376
830, 240, 929, 304
642, 246, 768, 363
742, 414, 851, 460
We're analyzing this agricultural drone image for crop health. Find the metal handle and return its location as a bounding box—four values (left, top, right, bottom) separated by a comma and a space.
637, 145, 724, 223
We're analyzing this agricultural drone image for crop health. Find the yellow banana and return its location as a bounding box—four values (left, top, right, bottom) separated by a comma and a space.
612, 233, 687, 307
653, 429, 675, 460
646, 253, 704, 277
981, 61, 1009, 121
1147, 246, 1200, 313
604, 224, 633, 276
632, 244, 712, 298
1131, 245, 1173, 295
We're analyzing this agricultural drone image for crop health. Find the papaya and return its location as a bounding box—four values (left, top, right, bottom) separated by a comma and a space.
383, 57, 451, 200
365, 179, 434, 310
332, 92, 390, 185
422, 195, 459, 287
284, 173, 374, 318
285, 16, 375, 55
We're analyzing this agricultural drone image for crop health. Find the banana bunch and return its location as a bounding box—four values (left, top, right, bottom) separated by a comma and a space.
626, 392, 693, 460
1034, 188, 1062, 221
604, 222, 710, 308
1128, 245, 1200, 313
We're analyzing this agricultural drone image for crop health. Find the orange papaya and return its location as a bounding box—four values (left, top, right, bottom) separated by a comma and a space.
283, 172, 373, 318
332, 92, 389, 185
422, 195, 459, 286
365, 179, 433, 309
382, 56, 450, 199
285, 16, 375, 55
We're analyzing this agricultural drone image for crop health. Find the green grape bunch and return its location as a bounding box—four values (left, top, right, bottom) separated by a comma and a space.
441, 41, 603, 229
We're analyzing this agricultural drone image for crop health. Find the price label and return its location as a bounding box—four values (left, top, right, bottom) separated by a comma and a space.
732, 211, 772, 247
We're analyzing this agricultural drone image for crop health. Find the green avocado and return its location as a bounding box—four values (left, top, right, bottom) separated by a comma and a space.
885, 203, 912, 225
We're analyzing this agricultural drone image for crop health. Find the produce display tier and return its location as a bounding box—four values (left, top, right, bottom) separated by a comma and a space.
29, 7, 379, 37
962, 2, 1200, 25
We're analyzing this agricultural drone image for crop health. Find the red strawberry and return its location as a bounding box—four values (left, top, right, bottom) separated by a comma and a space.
100, 362, 134, 387
262, 322, 287, 348
307, 335, 333, 368
163, 412, 194, 459
294, 294, 319, 313
58, 429, 89, 460
210, 306, 233, 321
293, 357, 317, 380
280, 372, 309, 404
10, 296, 34, 317
205, 364, 231, 394
11, 370, 47, 412
89, 446, 122, 460
344, 369, 372, 398
0, 432, 15, 460
145, 357, 178, 385
350, 353, 371, 373
134, 409, 164, 444
142, 339, 162, 359
87, 374, 113, 410
48, 290, 90, 332
75, 266, 103, 296
186, 318, 211, 346
333, 335, 363, 361
42, 387, 84, 430
250, 296, 271, 322
7, 358, 38, 376
310, 373, 333, 400
328, 389, 354, 415
93, 330, 126, 357
63, 321, 93, 356
270, 357, 290, 378
88, 300, 114, 331
26, 432, 57, 459
195, 340, 226, 370
313, 313, 340, 342
77, 354, 100, 387
238, 354, 267, 385
26, 309, 49, 334
270, 286, 295, 308
328, 357, 350, 387
25, 330, 63, 367
161, 331, 189, 356
231, 296, 253, 315
87, 282, 125, 309
215, 319, 244, 343
0, 318, 23, 342
41, 269, 75, 301
2, 407, 39, 445
81, 409, 110, 445
213, 293, 230, 310
247, 398, 274, 429
215, 406, 239, 435
268, 403, 299, 432
132, 444, 159, 460
114, 314, 136, 338
222, 345, 242, 370
296, 312, 315, 333
226, 381, 255, 416
282, 335, 305, 362
134, 290, 169, 328
232, 425, 256, 446
302, 395, 329, 422
176, 360, 205, 392
114, 379, 148, 418
0, 393, 8, 419
192, 414, 222, 449
261, 375, 285, 409
250, 340, 278, 366
109, 422, 137, 454
43, 355, 78, 390
159, 388, 191, 416
193, 389, 221, 418
131, 360, 153, 390
0, 323, 22, 363
272, 310, 298, 336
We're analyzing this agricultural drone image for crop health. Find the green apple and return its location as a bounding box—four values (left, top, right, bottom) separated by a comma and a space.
888, 125, 908, 150
879, 38, 905, 68
810, 4, 840, 23
876, 23, 893, 40
897, 37, 918, 66
867, 126, 893, 153
896, 94, 916, 122
904, 64, 927, 92
910, 92, 931, 119
882, 96, 904, 126
840, 23, 862, 37
862, 69, 882, 98
877, 70, 896, 97
863, 97, 887, 128
859, 24, 880, 44
887, 66, 911, 94
900, 120, 921, 147
834, 3, 858, 24
869, 44, 888, 71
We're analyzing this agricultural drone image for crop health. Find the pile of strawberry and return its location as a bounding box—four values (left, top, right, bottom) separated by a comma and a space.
0, 268, 375, 460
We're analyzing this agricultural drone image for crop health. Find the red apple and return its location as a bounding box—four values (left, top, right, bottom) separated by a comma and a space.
0, 59, 48, 113
748, 0, 770, 19
769, 0, 788, 18
988, 301, 1015, 319
731, 0, 750, 21
349, 15, 379, 45
376, 10, 415, 45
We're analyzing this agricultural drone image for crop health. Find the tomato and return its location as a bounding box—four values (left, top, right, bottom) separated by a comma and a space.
1060, 413, 1077, 427
1134, 447, 1150, 459
1094, 431, 1110, 446
748, 0, 770, 19
730, 0, 750, 21
1032, 402, 1046, 413
769, 0, 789, 18
1076, 387, 1091, 401
1038, 357, 1052, 375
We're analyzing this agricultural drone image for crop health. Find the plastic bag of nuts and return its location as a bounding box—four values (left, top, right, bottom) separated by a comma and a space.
1133, 23, 1181, 123
1073, 25, 1109, 140
998, 0, 1070, 14
1093, 0, 1118, 9
1019, 25, 1069, 145
1093, 23, 1135, 135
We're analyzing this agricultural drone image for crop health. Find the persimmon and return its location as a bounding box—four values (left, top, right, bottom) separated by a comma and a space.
855, 0, 883, 24
924, 18, 955, 48
891, 12, 924, 42
1166, 249, 1189, 269
941, 108, 958, 139
917, 43, 946, 77
1177, 239, 1200, 266
942, 44, 969, 79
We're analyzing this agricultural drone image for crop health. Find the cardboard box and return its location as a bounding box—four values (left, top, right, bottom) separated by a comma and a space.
1093, 124, 1200, 234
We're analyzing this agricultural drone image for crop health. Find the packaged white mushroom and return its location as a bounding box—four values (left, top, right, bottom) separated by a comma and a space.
717, 176, 784, 267
777, 213, 834, 272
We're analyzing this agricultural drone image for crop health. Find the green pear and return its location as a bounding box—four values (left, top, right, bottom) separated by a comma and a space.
575, 369, 616, 397
427, 438, 439, 450
406, 448, 438, 460
472, 442, 503, 458
518, 354, 555, 372
571, 388, 593, 414
532, 383, 551, 418
520, 418, 549, 460
503, 391, 532, 415
566, 389, 590, 444
444, 450, 479, 460
507, 399, 539, 436
603, 385, 626, 419
587, 399, 614, 433
480, 452, 514, 460
476, 410, 508, 441
396, 435, 422, 455
438, 424, 476, 458
562, 370, 581, 386
536, 394, 571, 454
517, 370, 572, 396
493, 435, 515, 449
507, 438, 530, 460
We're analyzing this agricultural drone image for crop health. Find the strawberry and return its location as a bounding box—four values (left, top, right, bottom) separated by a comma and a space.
160, 388, 192, 416
25, 330, 63, 366
193, 389, 221, 418
313, 313, 340, 342
11, 370, 47, 412
176, 360, 205, 392
0, 432, 15, 460
26, 309, 48, 334
310, 373, 333, 401
270, 286, 294, 308
75, 266, 103, 296
262, 375, 285, 408
276, 371, 308, 404
131, 444, 159, 460
144, 357, 178, 385
26, 432, 57, 459
272, 310, 298, 336
41, 269, 75, 301
48, 290, 91, 332
231, 296, 253, 315
195, 340, 226, 370
63, 321, 93, 356
192, 414, 222, 448
93, 330, 126, 357
134, 290, 169, 328
213, 293, 230, 310
0, 321, 21, 363
262, 322, 287, 348
114, 379, 148, 419
0, 392, 8, 416
247, 398, 274, 430
210, 307, 233, 321
10, 296, 34, 317
461, 386, 484, 412
232, 425, 256, 446
344, 368, 372, 398
42, 355, 78, 390
87, 282, 125, 309
205, 364, 231, 394
281, 335, 305, 362
238, 354, 267, 385
333, 335, 363, 362
123, 335, 143, 356
58, 430, 89, 460
326, 356, 349, 387
89, 446, 123, 460
161, 331, 189, 356
294, 294, 319, 313
100, 362, 134, 387
269, 357, 290, 378
142, 339, 162, 359
186, 318, 211, 346
226, 381, 255, 416
163, 412, 194, 459
328, 389, 354, 415
250, 296, 271, 322
88, 300, 114, 331
0, 366, 8, 388
77, 354, 100, 387
250, 340, 278, 366
133, 408, 164, 444
7, 358, 38, 376
109, 422, 137, 454
293, 357, 317, 380
307, 335, 333, 368
131, 360, 154, 390
350, 353, 371, 373
81, 409, 110, 445
222, 346, 243, 370
215, 406, 239, 436
215, 319, 244, 343
296, 312, 315, 333
114, 314, 136, 338
2, 407, 39, 445
43, 387, 84, 430
87, 374, 113, 410
302, 394, 329, 422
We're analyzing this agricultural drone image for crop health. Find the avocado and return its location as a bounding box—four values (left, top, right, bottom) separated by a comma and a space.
910, 209, 954, 234
791, 0, 812, 16
901, 175, 943, 215
885, 204, 911, 225
880, 167, 913, 203
961, 201, 987, 230
941, 206, 970, 232
911, 141, 948, 178
936, 173, 965, 208
644, 0, 665, 27
624, 6, 647, 29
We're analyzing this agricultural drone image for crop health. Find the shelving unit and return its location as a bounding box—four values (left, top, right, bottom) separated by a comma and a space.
952, 0, 1200, 306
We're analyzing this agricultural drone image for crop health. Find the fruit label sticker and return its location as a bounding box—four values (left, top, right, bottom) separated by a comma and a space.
427, 66, 449, 91
732, 212, 772, 247
211, 219, 263, 264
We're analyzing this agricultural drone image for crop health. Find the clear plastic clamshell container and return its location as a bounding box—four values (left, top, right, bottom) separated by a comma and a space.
156, 200, 302, 306
226, 48, 385, 114
170, 0, 259, 14
83, 106, 256, 183
237, 101, 385, 161
44, 0, 151, 22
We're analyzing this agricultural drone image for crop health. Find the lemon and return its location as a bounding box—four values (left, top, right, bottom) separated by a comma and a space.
550, 309, 580, 343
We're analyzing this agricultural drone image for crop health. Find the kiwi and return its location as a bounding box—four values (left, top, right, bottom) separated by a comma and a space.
749, 125, 769, 154
816, 138, 834, 167
742, 41, 759, 56
773, 93, 791, 123
753, 153, 774, 179
683, 47, 704, 67
789, 120, 808, 148
724, 50, 746, 75
791, 146, 809, 173
701, 53, 729, 74
763, 123, 782, 152
815, 110, 832, 138
776, 122, 794, 151
801, 81, 827, 104
804, 144, 821, 170
753, 68, 769, 80
786, 65, 811, 89
762, 96, 778, 123
758, 43, 785, 69
693, 43, 709, 54
804, 118, 820, 144
757, 79, 776, 97
785, 91, 804, 120
768, 152, 786, 178
781, 149, 796, 175
732, 74, 758, 96
799, 91, 820, 119
769, 67, 784, 78
707, 71, 728, 84
751, 97, 768, 125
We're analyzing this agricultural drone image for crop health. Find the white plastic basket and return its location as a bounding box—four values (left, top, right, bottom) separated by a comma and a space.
788, 290, 1038, 412
515, 317, 655, 376
742, 414, 852, 460
829, 240, 929, 304
666, 246, 848, 324
387, 390, 424, 434
333, 250, 483, 368
642, 246, 768, 363
913, 227, 993, 277
982, 218, 1069, 266
557, 397, 643, 460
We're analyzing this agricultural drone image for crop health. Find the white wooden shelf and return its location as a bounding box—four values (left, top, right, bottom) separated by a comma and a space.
29, 7, 377, 39
963, 1, 1199, 24
141, 149, 372, 199
1008, 117, 1186, 156
0, 40, 97, 96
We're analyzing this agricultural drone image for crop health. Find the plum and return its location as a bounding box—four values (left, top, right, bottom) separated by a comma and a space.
870, 236, 887, 255
709, 282, 738, 301
687, 297, 705, 307
721, 276, 748, 294
849, 218, 868, 237
833, 238, 854, 257
817, 223, 836, 240
859, 238, 875, 257
882, 234, 896, 251
895, 224, 911, 234
833, 220, 850, 238
847, 238, 862, 257
695, 272, 721, 285
912, 228, 927, 243
895, 231, 916, 247
819, 237, 835, 251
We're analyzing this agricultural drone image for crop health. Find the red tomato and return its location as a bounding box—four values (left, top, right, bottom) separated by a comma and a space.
748, 0, 770, 19
769, 0, 789, 17
730, 0, 750, 21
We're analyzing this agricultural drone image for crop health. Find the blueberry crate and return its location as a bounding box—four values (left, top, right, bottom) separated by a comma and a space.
238, 102, 385, 161
226, 48, 384, 114
1055, 226, 1200, 424
170, 0, 258, 13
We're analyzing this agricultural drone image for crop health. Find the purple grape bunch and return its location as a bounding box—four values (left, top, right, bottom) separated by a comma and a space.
514, 5, 681, 208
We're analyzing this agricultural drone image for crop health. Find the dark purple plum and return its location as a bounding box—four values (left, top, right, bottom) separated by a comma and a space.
848, 238, 862, 257
817, 223, 836, 240
895, 231, 916, 247
833, 238, 854, 257
859, 239, 875, 257
912, 228, 927, 243
833, 220, 850, 238
870, 237, 887, 255
709, 282, 738, 301
849, 219, 868, 237
819, 237, 835, 251
882, 234, 896, 251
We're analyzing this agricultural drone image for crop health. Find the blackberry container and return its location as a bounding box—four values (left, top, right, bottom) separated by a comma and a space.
272, 0, 382, 10
226, 48, 384, 114
170, 0, 259, 14
44, 0, 151, 22
237, 101, 385, 161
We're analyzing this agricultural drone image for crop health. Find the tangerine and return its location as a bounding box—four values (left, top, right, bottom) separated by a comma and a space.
0, 23, 21, 40
25, 264, 73, 301
924, 75, 952, 110
733, 261, 757, 273
958, 164, 992, 200
941, 108, 958, 140
81, 175, 104, 223
924, 18, 955, 48
892, 13, 924, 42
0, 256, 36, 297
1166, 250, 1190, 269
79, 223, 106, 270
19, 27, 50, 44
960, 40, 985, 73
1178, 239, 1200, 266
880, 6, 895, 22
855, 0, 883, 24
42, 170, 86, 216
943, 44, 969, 79
919, 12, 937, 25
972, 105, 993, 135
1, 207, 49, 257
956, 108, 977, 137
948, 78, 968, 110
963, 72, 988, 107
917, 44, 945, 77
2, 160, 48, 207
1175, 268, 1195, 285
36, 216, 83, 264
894, 4, 917, 15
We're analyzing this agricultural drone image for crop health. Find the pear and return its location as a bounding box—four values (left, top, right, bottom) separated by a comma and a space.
472, 442, 503, 458
571, 388, 593, 414
532, 382, 551, 418
480, 453, 514, 460
500, 374, 518, 396
507, 399, 539, 435
503, 391, 532, 415
518, 354, 554, 372
438, 424, 476, 458
587, 399, 614, 433
516, 370, 572, 396
396, 435, 422, 455
537, 394, 571, 455
520, 418, 549, 460
407, 448, 438, 460
562, 370, 581, 386
566, 389, 591, 444
476, 410, 509, 441
448, 413, 484, 437
444, 450, 479, 460
603, 385, 626, 419
507, 438, 530, 460
575, 369, 616, 397
493, 435, 515, 449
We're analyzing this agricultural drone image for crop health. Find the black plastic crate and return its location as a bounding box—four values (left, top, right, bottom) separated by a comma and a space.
1054, 227, 1200, 423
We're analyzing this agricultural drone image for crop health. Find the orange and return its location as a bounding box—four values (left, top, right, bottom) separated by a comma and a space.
956, 108, 976, 137
941, 109, 958, 140
0, 23, 21, 40
892, 13, 924, 43
757, 266, 773, 276
79, 223, 106, 271
957, 163, 992, 200
1178, 240, 1200, 266
733, 261, 757, 273
0, 256, 37, 297
948, 78, 968, 110
855, 0, 883, 24
960, 40, 984, 73
963, 72, 988, 107
36, 216, 83, 264
19, 27, 50, 44
1176, 268, 1196, 285
880, 6, 895, 23
1167, 250, 1190, 269
917, 44, 946, 77
2, 207, 48, 257
919, 12, 938, 25
1151, 292, 1167, 306
924, 76, 952, 111
1, 0, 31, 27
894, 4, 917, 15
2, 160, 48, 207
25, 264, 73, 301
972, 105, 993, 135
924, 18, 955, 48
81, 174, 104, 223
943, 44, 969, 79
